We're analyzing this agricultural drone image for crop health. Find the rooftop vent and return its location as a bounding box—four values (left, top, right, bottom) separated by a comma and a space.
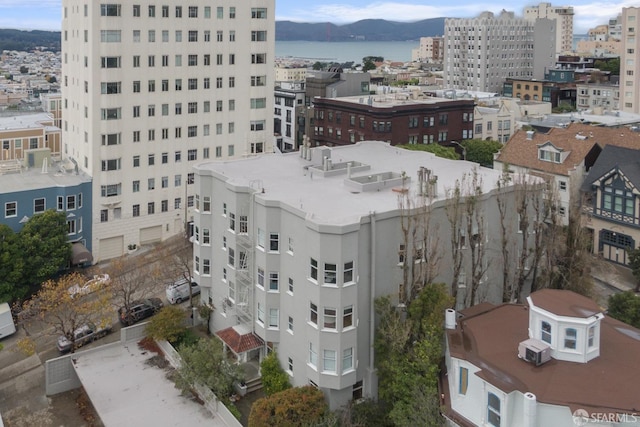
526, 130, 535, 140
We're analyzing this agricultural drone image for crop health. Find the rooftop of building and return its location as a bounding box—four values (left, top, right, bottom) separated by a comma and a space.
1, 158, 91, 194
0, 111, 55, 131
581, 144, 640, 192
446, 289, 640, 415
521, 110, 640, 128
495, 122, 640, 176
315, 92, 473, 109
195, 141, 506, 226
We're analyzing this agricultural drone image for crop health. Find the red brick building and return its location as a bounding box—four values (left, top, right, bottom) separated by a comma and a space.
310, 93, 475, 148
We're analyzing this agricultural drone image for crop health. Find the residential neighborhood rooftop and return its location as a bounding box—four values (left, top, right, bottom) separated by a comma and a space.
0, 112, 56, 130
581, 144, 640, 192
446, 290, 640, 415
316, 93, 473, 108
1, 159, 91, 194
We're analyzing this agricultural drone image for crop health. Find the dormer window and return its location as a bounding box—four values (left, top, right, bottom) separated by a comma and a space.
564, 328, 577, 349
538, 148, 561, 163
602, 177, 635, 216
541, 321, 552, 343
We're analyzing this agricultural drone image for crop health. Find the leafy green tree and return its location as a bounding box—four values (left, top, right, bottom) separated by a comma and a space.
18, 210, 71, 289
628, 246, 640, 292
260, 351, 291, 396
248, 386, 328, 427
363, 56, 384, 63
399, 143, 458, 160
461, 139, 503, 167
312, 61, 324, 71
374, 283, 453, 426
176, 337, 243, 399
594, 58, 620, 75
146, 306, 187, 343
0, 225, 25, 302
607, 291, 640, 328
363, 60, 376, 72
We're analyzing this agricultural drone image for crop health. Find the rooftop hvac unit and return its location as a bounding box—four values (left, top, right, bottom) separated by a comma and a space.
518, 338, 551, 366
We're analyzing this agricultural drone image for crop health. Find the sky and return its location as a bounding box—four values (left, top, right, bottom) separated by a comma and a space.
0, 0, 637, 34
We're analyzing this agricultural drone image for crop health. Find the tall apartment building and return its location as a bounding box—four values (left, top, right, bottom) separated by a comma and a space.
61, 1, 275, 261
524, 2, 574, 55
443, 11, 555, 93
411, 37, 444, 63
274, 81, 305, 152
621, 7, 640, 114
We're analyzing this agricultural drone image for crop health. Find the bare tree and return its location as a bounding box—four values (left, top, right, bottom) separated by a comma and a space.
445, 179, 465, 307
108, 255, 162, 321
496, 168, 516, 302
463, 169, 489, 307
158, 236, 196, 305
397, 169, 442, 304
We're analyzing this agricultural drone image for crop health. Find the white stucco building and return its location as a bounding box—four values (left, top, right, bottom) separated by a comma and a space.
443, 289, 640, 427
193, 141, 539, 409
523, 2, 574, 55
61, 0, 275, 261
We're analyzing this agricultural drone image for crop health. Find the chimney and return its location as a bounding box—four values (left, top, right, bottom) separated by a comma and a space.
445, 309, 457, 330
526, 130, 534, 140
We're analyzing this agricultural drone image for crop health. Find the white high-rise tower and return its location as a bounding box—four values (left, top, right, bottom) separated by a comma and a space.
61, 1, 275, 261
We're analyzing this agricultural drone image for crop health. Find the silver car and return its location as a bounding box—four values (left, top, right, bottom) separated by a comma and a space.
57, 322, 112, 353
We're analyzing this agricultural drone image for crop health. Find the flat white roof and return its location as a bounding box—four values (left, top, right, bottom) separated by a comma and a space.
1, 162, 90, 194
73, 342, 225, 426
326, 94, 468, 108
195, 141, 505, 226
0, 112, 56, 131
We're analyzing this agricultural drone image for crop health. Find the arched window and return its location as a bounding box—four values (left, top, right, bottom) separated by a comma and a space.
487, 392, 501, 426
564, 328, 577, 349
541, 321, 551, 344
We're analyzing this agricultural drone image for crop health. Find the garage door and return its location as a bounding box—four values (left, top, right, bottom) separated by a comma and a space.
99, 236, 124, 261
140, 225, 163, 245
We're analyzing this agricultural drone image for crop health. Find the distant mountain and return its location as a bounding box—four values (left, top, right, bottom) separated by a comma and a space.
0, 19, 445, 52
0, 29, 60, 52
276, 18, 446, 42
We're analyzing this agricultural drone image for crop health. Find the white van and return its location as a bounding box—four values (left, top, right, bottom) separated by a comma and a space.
0, 302, 17, 339
166, 278, 200, 304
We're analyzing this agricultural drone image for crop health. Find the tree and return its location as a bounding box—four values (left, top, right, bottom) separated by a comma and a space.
260, 351, 291, 396
445, 179, 465, 307
399, 143, 459, 160
19, 65, 28, 74
248, 386, 328, 427
362, 60, 376, 72
461, 139, 502, 167
462, 169, 489, 307
607, 291, 640, 328
176, 337, 243, 399
18, 210, 71, 289
158, 236, 197, 306
363, 56, 384, 63
594, 58, 620, 75
145, 306, 187, 343
374, 284, 452, 427
0, 225, 25, 302
628, 246, 640, 292
312, 61, 325, 71
20, 272, 111, 353
108, 255, 161, 323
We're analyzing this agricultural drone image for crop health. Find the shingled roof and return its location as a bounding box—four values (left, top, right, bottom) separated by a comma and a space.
446, 290, 640, 417
580, 144, 640, 192
495, 123, 640, 176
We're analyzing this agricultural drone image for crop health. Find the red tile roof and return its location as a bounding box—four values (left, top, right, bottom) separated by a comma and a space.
495, 123, 640, 176
446, 292, 640, 416
215, 327, 264, 354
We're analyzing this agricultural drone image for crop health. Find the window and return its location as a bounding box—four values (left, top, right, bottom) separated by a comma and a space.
228, 247, 235, 267
100, 30, 121, 42
257, 303, 264, 325
559, 181, 567, 191
343, 348, 353, 372
269, 233, 279, 251
323, 263, 337, 284
588, 326, 595, 347
101, 184, 121, 197
133, 204, 140, 217
310, 258, 318, 280
323, 350, 337, 373
288, 277, 294, 294
343, 306, 353, 328
133, 4, 140, 17
310, 302, 318, 325
148, 5, 155, 17
100, 209, 108, 223
323, 308, 336, 329
5, 202, 17, 217
229, 213, 236, 231
251, 31, 267, 41
564, 328, 577, 349
101, 56, 121, 68
188, 149, 197, 161
34, 198, 45, 213
148, 178, 155, 190
343, 261, 354, 283
257, 228, 265, 249
487, 393, 501, 427
252, 8, 267, 19
239, 215, 247, 233
541, 321, 552, 344
459, 367, 468, 395
309, 343, 317, 368
269, 272, 279, 291
539, 149, 561, 163
256, 267, 265, 288
251, 54, 266, 64
269, 309, 279, 328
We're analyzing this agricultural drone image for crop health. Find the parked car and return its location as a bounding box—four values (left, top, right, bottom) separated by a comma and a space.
57, 322, 112, 353
68, 274, 110, 298
118, 298, 164, 325
166, 277, 200, 304
0, 302, 16, 339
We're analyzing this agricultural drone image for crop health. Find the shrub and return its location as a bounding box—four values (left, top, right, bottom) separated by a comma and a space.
145, 306, 187, 343
260, 352, 291, 396
248, 386, 328, 427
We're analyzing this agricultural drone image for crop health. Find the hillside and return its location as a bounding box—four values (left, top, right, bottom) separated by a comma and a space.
0, 19, 446, 51
0, 29, 60, 52
276, 18, 446, 41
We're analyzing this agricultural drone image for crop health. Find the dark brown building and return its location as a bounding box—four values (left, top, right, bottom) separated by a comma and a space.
310, 93, 475, 148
